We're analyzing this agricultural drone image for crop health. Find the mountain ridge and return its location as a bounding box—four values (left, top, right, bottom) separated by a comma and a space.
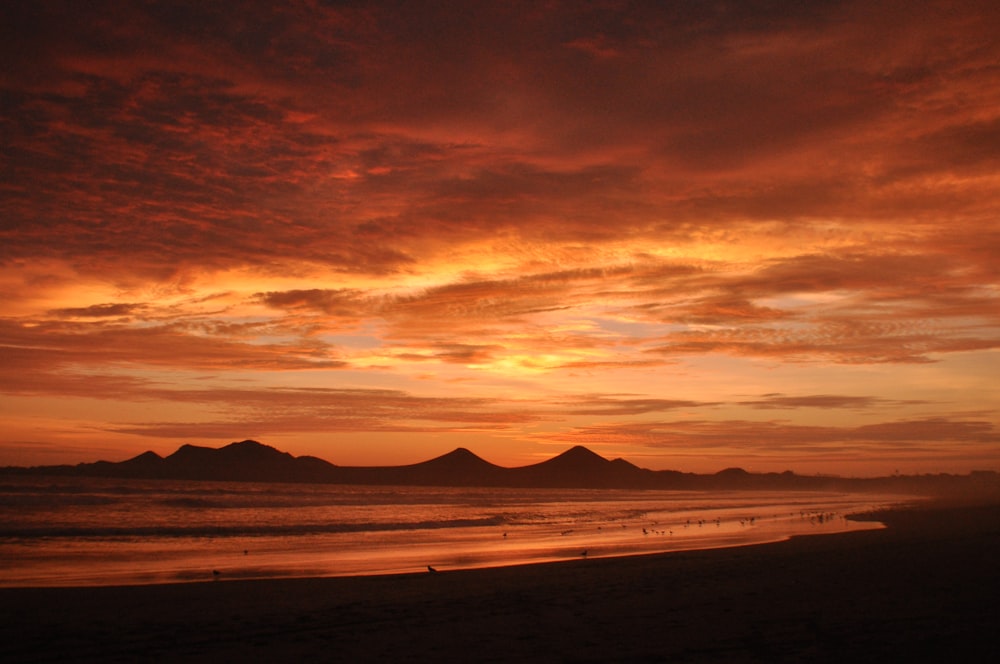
3, 440, 998, 497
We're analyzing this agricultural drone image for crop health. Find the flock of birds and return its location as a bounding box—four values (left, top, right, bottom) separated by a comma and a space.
210, 509, 843, 578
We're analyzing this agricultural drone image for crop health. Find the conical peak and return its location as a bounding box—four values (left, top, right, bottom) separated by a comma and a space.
556, 446, 608, 461
425, 447, 495, 467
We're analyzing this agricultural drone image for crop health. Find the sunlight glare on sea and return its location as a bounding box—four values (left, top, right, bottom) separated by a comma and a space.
0, 476, 908, 587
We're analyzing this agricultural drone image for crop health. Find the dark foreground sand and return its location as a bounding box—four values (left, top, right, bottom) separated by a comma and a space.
2, 500, 997, 663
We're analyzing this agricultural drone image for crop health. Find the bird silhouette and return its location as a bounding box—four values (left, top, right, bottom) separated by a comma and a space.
427, 565, 438, 574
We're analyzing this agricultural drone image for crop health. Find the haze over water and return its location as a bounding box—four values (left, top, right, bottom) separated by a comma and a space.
0, 476, 904, 588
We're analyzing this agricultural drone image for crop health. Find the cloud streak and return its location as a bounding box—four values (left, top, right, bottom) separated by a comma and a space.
536, 417, 1000, 474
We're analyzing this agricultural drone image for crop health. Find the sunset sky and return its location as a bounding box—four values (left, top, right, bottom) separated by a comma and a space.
2, 1, 998, 476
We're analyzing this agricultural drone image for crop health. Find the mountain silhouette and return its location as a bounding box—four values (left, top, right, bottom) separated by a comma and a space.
80, 440, 337, 483
3, 440, 998, 497
117, 450, 164, 471
510, 446, 655, 488
542, 445, 611, 471
337, 447, 508, 487
6, 440, 655, 488
404, 447, 507, 485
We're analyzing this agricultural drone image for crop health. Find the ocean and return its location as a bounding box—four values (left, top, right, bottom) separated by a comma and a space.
0, 476, 906, 587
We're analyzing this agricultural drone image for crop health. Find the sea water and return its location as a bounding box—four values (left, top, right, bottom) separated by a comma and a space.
0, 476, 907, 587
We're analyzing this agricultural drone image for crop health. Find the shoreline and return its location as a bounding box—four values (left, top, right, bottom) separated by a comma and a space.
1, 486, 908, 589
2, 497, 997, 661
0, 515, 890, 590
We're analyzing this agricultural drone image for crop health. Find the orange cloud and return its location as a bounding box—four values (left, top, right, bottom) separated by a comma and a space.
0, 319, 346, 374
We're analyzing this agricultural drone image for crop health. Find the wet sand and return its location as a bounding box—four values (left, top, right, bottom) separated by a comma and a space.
2, 499, 997, 662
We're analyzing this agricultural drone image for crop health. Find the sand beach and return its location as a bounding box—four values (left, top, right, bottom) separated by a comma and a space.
2, 499, 997, 662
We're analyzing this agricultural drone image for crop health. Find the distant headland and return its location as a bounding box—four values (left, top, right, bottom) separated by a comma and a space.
3, 439, 998, 497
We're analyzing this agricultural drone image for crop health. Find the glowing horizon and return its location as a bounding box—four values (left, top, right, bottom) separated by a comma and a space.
2, 1, 998, 477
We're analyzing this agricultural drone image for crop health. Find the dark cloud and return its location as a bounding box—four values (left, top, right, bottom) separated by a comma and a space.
563, 395, 719, 416
645, 331, 964, 365
737, 394, 884, 409
4, 0, 999, 281
48, 303, 143, 318
255, 289, 369, 317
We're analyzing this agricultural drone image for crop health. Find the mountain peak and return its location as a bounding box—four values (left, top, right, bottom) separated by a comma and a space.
445, 446, 477, 458
552, 445, 609, 463
223, 439, 269, 451
401, 446, 504, 485
230, 439, 264, 446
166, 443, 212, 461
509, 445, 644, 488
220, 439, 290, 455
716, 467, 750, 477
421, 447, 497, 469
119, 450, 164, 468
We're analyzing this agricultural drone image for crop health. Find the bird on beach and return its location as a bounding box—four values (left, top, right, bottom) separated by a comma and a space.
212, 569, 221, 578
580, 550, 588, 558
427, 565, 438, 574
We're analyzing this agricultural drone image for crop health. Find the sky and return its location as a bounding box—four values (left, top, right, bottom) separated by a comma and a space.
2, 0, 998, 476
